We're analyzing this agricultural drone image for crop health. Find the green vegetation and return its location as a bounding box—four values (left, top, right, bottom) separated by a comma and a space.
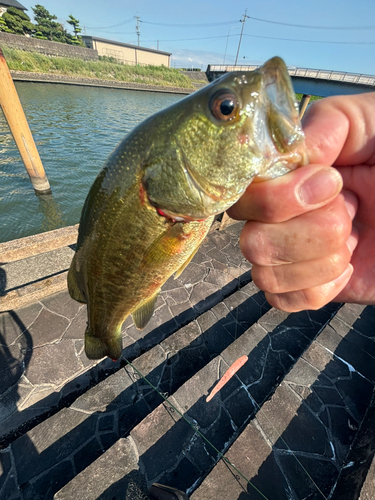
295, 93, 322, 102
0, 4, 83, 46
2, 46, 194, 88
31, 4, 83, 45
67, 15, 82, 38
0, 7, 34, 35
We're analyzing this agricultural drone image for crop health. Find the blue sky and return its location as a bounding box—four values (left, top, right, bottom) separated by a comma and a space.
19, 0, 375, 75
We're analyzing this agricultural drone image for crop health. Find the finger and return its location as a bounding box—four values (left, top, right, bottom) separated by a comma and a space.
227, 164, 343, 223
239, 195, 352, 266
303, 93, 375, 166
265, 264, 354, 312
251, 241, 355, 294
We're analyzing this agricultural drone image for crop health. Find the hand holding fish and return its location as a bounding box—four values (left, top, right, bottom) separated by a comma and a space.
229, 92, 375, 310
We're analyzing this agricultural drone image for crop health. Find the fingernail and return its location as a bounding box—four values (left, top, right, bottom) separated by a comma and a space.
343, 190, 358, 220
346, 228, 359, 254
334, 263, 353, 285
298, 168, 343, 206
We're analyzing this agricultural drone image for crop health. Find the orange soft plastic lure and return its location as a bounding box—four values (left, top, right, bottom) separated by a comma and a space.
206, 355, 248, 402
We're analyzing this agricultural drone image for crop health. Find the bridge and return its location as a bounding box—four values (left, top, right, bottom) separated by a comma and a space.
206, 64, 375, 97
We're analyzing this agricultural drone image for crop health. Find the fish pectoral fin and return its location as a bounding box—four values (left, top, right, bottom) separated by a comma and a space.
67, 256, 86, 304
85, 326, 122, 360
132, 290, 160, 330
174, 245, 200, 279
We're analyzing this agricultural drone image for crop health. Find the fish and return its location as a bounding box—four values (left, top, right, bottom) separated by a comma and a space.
68, 56, 307, 361
206, 355, 248, 403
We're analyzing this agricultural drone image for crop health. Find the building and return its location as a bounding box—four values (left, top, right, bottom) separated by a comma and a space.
81, 36, 171, 67
0, 0, 27, 16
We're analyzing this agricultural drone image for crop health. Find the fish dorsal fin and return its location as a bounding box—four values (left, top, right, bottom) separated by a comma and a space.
174, 245, 200, 279
132, 290, 160, 330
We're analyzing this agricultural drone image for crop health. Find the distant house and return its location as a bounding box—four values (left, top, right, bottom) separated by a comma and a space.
82, 36, 171, 67
0, 0, 27, 16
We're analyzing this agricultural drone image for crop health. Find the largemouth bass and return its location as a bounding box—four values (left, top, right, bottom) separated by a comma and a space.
68, 56, 307, 360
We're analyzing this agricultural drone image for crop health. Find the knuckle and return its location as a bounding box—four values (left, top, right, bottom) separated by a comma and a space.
239, 225, 275, 266
265, 288, 328, 313
323, 201, 352, 248
252, 266, 284, 295
326, 251, 350, 277
257, 199, 281, 222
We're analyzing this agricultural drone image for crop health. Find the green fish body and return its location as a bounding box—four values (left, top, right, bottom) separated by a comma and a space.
68, 57, 307, 360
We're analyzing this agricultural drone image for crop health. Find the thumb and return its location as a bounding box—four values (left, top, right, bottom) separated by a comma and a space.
227, 164, 343, 223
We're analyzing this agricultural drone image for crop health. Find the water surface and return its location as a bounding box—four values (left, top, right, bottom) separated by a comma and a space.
0, 83, 183, 243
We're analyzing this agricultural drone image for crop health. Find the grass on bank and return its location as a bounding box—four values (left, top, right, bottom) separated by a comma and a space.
2, 46, 194, 88
296, 93, 322, 102
2, 47, 322, 99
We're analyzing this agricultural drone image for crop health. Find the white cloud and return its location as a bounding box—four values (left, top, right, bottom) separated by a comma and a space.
169, 47, 265, 70
170, 48, 227, 69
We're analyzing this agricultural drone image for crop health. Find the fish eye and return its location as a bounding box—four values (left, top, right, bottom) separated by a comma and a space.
209, 89, 239, 122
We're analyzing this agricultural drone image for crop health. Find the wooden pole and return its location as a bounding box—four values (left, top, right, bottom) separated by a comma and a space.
0, 47, 51, 195
299, 94, 311, 119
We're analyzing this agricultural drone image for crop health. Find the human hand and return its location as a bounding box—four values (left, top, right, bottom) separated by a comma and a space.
228, 92, 375, 311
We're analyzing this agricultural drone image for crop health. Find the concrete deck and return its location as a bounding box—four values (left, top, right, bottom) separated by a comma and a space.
1, 221, 375, 500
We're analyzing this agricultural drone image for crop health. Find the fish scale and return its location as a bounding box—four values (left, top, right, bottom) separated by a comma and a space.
68, 56, 307, 360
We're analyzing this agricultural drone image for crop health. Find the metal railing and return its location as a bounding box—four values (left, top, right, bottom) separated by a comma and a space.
208, 65, 375, 87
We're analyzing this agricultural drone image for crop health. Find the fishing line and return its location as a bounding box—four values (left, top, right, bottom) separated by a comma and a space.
122, 337, 327, 499
120, 244, 326, 499
121, 356, 270, 500
230, 256, 327, 499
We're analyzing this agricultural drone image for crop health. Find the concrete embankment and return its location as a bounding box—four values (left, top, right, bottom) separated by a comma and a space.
1, 220, 375, 500
10, 70, 208, 94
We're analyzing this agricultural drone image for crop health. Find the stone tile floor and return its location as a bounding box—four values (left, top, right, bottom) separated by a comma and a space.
1, 222, 375, 500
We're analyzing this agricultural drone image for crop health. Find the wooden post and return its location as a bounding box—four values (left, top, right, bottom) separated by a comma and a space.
299, 94, 311, 119
0, 47, 51, 195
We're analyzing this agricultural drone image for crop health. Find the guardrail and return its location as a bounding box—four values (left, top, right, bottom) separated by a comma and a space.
208, 65, 375, 87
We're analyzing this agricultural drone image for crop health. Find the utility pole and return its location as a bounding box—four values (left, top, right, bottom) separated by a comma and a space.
234, 9, 249, 66
135, 14, 140, 46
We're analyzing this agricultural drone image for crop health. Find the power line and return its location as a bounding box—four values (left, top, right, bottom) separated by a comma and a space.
85, 17, 134, 30
84, 14, 375, 32
135, 14, 140, 46
89, 31, 135, 35
248, 15, 375, 30
140, 20, 239, 27
235, 9, 249, 66
138, 32, 375, 45
244, 33, 375, 45
142, 34, 237, 43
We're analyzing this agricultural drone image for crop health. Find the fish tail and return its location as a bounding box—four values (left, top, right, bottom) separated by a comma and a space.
84, 326, 122, 360
67, 255, 86, 304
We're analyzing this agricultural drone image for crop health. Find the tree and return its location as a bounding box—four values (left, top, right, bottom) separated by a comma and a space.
67, 15, 81, 37
31, 4, 74, 44
0, 7, 35, 35
66, 14, 83, 46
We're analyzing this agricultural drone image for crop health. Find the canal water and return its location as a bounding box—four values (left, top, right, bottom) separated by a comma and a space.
0, 83, 183, 243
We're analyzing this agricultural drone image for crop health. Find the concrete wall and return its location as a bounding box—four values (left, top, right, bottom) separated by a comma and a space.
0, 32, 98, 61
86, 37, 170, 67
136, 49, 169, 67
